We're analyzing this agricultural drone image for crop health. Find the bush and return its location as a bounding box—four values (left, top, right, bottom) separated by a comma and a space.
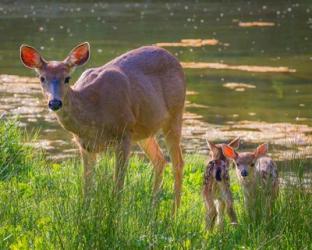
0, 120, 38, 180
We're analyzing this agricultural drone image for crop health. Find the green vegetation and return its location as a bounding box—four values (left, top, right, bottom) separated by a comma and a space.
0, 119, 311, 249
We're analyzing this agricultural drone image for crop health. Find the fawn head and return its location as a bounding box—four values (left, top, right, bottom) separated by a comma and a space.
222, 143, 268, 178
206, 159, 228, 182
205, 137, 240, 182
206, 137, 240, 162
20, 42, 90, 111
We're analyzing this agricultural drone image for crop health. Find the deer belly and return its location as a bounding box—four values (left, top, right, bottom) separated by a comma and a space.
132, 106, 170, 141
132, 118, 168, 141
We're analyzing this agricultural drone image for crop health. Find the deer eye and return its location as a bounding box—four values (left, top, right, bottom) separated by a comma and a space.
251, 163, 255, 167
64, 76, 71, 84
40, 76, 45, 83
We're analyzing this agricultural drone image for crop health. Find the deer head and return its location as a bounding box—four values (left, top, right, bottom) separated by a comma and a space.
222, 143, 268, 178
20, 42, 90, 111
206, 137, 240, 161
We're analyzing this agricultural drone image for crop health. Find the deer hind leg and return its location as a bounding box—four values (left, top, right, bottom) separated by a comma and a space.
202, 186, 217, 231
163, 114, 184, 214
138, 137, 167, 201
114, 134, 131, 195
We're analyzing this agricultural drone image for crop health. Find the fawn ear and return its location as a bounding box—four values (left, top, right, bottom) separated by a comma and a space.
206, 139, 219, 157
65, 42, 90, 67
228, 137, 240, 149
221, 144, 238, 160
254, 143, 268, 158
20, 45, 46, 69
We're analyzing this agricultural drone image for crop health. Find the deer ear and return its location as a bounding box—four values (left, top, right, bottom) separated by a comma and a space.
221, 144, 238, 160
20, 45, 45, 69
65, 42, 90, 67
228, 137, 240, 149
255, 143, 268, 158
206, 139, 219, 156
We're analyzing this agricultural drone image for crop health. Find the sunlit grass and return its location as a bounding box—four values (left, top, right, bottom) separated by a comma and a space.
0, 120, 311, 249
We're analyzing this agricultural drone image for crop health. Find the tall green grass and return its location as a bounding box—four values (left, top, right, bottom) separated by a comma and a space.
0, 119, 311, 249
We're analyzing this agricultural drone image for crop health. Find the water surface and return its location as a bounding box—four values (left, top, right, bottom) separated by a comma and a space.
1, 1, 312, 163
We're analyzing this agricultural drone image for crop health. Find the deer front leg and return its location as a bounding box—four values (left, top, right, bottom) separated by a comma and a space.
244, 190, 256, 219
80, 148, 97, 196
202, 186, 217, 231
223, 185, 238, 226
114, 134, 131, 195
225, 196, 238, 226
216, 200, 225, 230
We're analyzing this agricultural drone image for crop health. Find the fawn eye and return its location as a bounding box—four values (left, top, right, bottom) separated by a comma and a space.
40, 76, 45, 83
64, 76, 71, 84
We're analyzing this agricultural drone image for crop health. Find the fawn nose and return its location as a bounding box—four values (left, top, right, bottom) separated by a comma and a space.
241, 169, 248, 177
215, 168, 222, 182
48, 99, 62, 111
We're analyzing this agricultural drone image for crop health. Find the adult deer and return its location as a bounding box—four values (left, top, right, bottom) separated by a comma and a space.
20, 42, 186, 212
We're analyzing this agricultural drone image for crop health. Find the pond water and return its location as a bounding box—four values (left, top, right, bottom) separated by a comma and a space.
1, 1, 312, 166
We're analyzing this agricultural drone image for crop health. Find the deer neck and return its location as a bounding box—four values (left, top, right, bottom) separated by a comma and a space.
54, 87, 89, 136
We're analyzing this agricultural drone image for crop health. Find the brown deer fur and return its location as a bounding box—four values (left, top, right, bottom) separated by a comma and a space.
20, 43, 186, 212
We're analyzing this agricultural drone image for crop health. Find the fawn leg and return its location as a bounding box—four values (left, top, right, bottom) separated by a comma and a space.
224, 187, 238, 225
216, 200, 225, 230
202, 186, 217, 231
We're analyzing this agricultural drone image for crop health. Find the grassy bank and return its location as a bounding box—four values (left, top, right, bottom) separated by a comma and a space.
0, 120, 311, 249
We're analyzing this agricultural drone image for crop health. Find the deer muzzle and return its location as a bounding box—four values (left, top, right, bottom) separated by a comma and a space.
48, 99, 62, 111
241, 169, 248, 177
48, 78, 63, 111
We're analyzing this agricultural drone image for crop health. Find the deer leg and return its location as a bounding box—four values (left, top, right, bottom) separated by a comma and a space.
216, 200, 225, 230
164, 122, 184, 214
114, 134, 131, 195
222, 184, 238, 226
202, 186, 217, 231
244, 192, 256, 219
138, 137, 167, 200
80, 148, 97, 196
224, 195, 238, 226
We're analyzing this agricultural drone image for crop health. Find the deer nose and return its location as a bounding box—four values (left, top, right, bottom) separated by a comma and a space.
48, 99, 62, 111
241, 169, 248, 177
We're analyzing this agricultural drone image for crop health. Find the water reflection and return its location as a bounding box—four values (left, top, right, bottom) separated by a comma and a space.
1, 74, 312, 162
181, 62, 296, 73
0, 1, 312, 166
238, 21, 275, 27
156, 39, 219, 47
223, 82, 256, 92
